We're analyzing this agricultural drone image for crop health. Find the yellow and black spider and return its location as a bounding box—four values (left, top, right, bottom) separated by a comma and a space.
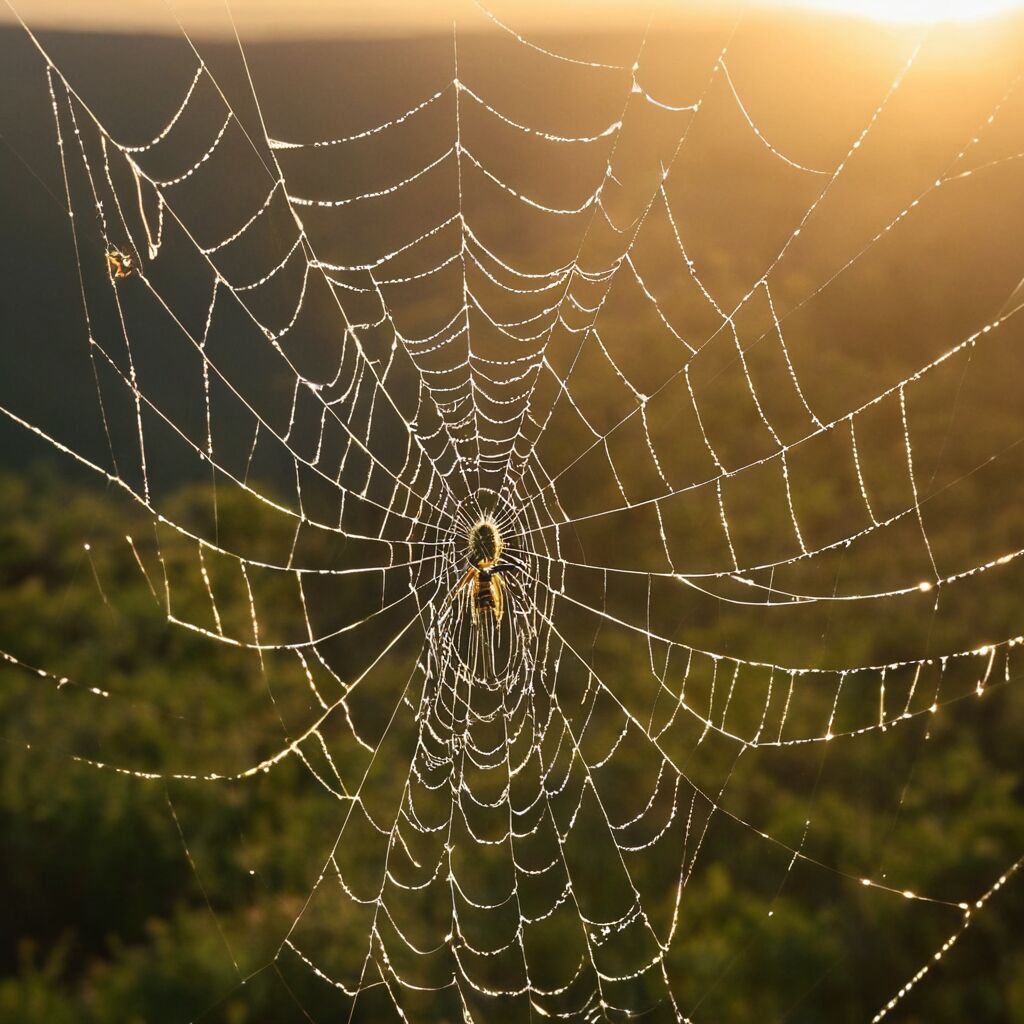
450, 517, 520, 625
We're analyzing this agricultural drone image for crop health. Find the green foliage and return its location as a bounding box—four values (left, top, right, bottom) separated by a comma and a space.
0, 467, 1021, 1022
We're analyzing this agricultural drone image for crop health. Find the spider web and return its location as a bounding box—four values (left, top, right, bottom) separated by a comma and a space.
2, 1, 1024, 1020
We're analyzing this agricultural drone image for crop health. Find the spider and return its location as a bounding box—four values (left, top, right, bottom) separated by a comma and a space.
106, 248, 134, 279
449, 517, 520, 625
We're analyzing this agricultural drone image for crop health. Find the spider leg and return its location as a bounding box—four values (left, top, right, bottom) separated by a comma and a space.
492, 572, 505, 625
449, 566, 475, 604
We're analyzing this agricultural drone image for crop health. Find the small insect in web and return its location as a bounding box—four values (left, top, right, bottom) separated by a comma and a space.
106, 247, 133, 279
449, 517, 521, 625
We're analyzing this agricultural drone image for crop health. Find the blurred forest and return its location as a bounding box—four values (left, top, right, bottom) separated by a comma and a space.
1, 7, 1024, 1023
1, 467, 1023, 1022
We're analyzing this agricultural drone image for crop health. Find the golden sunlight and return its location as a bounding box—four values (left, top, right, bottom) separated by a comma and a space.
5, 0, 1024, 36
778, 0, 1024, 23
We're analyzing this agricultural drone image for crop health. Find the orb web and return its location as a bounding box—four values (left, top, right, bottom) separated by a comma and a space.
1, 2, 1023, 1021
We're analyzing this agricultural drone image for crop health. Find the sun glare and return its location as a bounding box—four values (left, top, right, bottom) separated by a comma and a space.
780, 0, 1024, 23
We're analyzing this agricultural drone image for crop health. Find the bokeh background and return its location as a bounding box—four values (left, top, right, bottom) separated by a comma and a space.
1, 2, 1023, 1021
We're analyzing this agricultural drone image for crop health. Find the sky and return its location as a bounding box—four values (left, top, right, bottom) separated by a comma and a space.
3, 0, 1024, 38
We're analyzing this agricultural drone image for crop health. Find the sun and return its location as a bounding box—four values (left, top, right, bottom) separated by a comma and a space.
778, 0, 1024, 23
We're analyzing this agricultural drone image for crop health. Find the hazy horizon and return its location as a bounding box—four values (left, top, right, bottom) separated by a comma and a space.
4, 0, 1024, 41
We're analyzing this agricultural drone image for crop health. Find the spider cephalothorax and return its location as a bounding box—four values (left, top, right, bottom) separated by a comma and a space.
450, 517, 519, 624
468, 517, 502, 568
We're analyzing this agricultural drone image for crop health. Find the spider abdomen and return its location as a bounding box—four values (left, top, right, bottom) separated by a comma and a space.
472, 569, 503, 623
